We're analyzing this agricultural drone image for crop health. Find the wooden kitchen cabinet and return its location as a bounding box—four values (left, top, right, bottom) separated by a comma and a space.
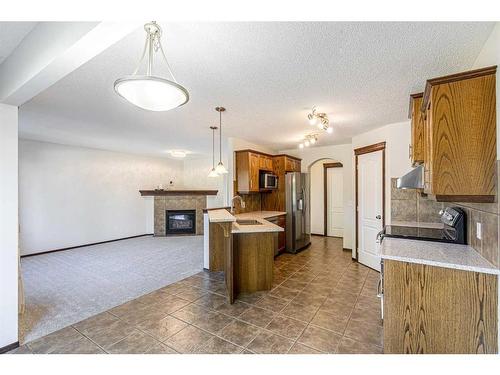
421, 66, 497, 202
383, 259, 498, 354
235, 150, 301, 194
259, 154, 273, 171
235, 151, 261, 193
284, 156, 301, 172
408, 93, 425, 166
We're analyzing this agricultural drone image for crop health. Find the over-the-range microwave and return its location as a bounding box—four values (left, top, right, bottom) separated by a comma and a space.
260, 173, 278, 189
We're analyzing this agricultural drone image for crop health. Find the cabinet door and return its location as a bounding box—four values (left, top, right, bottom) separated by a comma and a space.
294, 160, 301, 172
266, 157, 273, 171
423, 100, 433, 195
249, 153, 260, 191
411, 96, 425, 165
285, 158, 294, 172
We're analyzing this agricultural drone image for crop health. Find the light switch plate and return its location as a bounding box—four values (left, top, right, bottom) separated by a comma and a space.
476, 222, 482, 240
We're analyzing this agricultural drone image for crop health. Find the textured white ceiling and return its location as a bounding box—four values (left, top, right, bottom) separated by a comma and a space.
0, 22, 37, 64
18, 22, 494, 157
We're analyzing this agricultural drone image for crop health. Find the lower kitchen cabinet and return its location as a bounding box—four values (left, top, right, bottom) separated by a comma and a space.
383, 259, 498, 354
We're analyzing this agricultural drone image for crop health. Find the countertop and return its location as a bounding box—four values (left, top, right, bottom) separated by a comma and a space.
380, 237, 499, 275
206, 209, 285, 233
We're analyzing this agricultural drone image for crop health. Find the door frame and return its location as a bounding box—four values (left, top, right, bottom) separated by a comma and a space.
323, 162, 343, 236
354, 142, 386, 261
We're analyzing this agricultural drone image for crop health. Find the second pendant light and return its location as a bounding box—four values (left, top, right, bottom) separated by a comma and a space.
208, 126, 219, 177
214, 106, 228, 174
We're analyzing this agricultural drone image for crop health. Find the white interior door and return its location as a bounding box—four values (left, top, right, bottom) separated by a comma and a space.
326, 167, 344, 237
357, 150, 383, 271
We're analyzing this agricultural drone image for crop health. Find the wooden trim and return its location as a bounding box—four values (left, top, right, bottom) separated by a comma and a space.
408, 92, 423, 119
422, 65, 497, 112
343, 248, 352, 252
354, 142, 386, 261
20, 234, 153, 258
323, 162, 343, 236
435, 195, 496, 203
0, 341, 19, 354
354, 141, 386, 156
140, 189, 218, 196
234, 149, 302, 161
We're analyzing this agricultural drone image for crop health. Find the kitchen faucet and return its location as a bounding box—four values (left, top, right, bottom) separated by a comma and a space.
230, 195, 245, 214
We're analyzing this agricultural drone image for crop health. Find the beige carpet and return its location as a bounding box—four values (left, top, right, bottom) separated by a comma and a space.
20, 235, 204, 343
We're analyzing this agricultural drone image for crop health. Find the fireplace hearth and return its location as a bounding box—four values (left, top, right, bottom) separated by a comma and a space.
166, 210, 196, 235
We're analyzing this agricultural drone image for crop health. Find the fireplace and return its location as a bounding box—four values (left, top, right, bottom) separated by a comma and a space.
166, 210, 196, 235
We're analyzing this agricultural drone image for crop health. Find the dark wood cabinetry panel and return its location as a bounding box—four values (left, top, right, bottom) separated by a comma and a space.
235, 149, 301, 211
421, 66, 497, 202
233, 232, 274, 292
384, 260, 498, 354
409, 93, 425, 165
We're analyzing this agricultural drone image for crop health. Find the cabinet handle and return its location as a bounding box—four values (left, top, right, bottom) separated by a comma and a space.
409, 144, 412, 159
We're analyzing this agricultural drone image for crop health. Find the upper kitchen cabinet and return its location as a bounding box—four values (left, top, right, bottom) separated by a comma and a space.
235, 150, 301, 194
284, 155, 301, 172
421, 66, 497, 203
408, 93, 425, 166
236, 150, 261, 193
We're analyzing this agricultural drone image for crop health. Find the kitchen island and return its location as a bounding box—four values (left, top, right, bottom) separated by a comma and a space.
205, 209, 285, 303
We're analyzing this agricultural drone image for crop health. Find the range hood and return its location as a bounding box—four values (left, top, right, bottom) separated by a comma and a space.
396, 164, 424, 189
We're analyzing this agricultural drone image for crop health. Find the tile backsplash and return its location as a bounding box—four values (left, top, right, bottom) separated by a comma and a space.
390, 160, 500, 269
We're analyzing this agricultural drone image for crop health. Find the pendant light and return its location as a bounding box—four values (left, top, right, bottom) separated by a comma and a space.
214, 106, 228, 174
208, 126, 219, 177
114, 21, 189, 112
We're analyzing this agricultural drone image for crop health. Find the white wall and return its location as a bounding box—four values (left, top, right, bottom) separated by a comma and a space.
183, 156, 227, 208
472, 22, 500, 159
19, 140, 184, 255
280, 143, 354, 251
309, 158, 336, 235
0, 103, 19, 348
352, 120, 412, 228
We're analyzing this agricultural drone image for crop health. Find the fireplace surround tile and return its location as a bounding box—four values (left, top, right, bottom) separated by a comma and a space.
154, 196, 207, 236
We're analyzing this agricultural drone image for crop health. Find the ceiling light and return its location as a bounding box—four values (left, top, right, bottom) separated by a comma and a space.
307, 106, 331, 132
170, 150, 187, 158
310, 137, 316, 144
326, 127, 333, 134
299, 143, 304, 149
208, 126, 219, 178
214, 107, 228, 174
114, 22, 189, 112
304, 140, 310, 147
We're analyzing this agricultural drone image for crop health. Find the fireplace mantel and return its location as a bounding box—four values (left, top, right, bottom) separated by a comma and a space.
140, 189, 218, 197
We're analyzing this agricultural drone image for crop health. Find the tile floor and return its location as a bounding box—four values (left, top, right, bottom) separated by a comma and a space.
10, 236, 383, 354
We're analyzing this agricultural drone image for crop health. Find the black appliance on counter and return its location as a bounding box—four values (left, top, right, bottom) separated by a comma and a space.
378, 206, 466, 244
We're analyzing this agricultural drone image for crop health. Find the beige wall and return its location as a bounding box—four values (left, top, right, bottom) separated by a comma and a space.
280, 143, 354, 250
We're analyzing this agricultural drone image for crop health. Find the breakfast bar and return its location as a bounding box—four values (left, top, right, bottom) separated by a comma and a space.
206, 209, 285, 303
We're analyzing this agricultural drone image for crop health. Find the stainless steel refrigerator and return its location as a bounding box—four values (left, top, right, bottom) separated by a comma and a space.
285, 172, 311, 253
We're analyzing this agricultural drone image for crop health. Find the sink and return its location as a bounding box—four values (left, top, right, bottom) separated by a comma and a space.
236, 219, 263, 225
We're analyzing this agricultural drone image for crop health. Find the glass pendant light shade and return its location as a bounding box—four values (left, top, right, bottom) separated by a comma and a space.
114, 76, 188, 112
208, 168, 219, 178
114, 22, 189, 112
215, 161, 228, 174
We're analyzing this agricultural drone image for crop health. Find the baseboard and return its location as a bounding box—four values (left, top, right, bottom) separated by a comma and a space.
343, 247, 352, 252
0, 341, 19, 354
20, 234, 154, 258
311, 233, 325, 237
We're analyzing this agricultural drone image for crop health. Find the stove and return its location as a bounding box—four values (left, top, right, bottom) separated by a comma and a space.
379, 206, 466, 244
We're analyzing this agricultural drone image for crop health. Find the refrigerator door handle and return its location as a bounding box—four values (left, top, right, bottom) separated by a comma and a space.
298, 198, 303, 211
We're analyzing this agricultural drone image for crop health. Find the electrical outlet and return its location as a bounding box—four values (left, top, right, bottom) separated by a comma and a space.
476, 222, 482, 240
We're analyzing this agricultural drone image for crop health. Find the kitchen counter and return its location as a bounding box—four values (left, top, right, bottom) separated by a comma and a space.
207, 209, 285, 233
380, 237, 499, 275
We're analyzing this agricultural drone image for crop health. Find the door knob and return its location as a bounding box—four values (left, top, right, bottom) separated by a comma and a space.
376, 215, 381, 219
